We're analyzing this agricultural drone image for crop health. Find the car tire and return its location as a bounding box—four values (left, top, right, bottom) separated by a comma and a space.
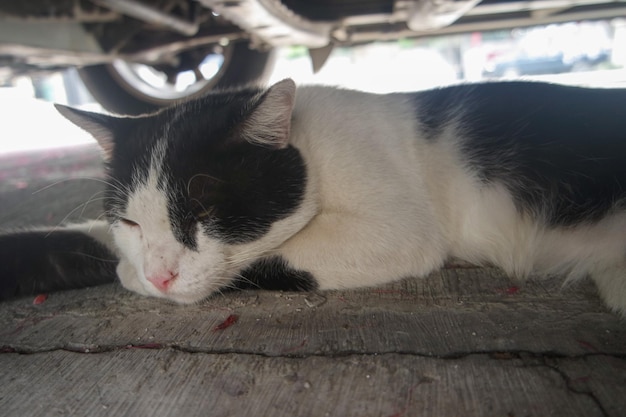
78, 41, 275, 115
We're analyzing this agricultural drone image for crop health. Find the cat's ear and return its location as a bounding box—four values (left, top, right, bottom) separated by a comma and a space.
55, 104, 124, 161
242, 78, 296, 149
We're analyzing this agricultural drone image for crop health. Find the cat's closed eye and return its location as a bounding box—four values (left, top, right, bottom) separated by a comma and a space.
119, 218, 140, 228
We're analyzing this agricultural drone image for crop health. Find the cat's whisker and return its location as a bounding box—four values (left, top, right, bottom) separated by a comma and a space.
189, 198, 212, 218
31, 177, 95, 195
229, 272, 262, 290
231, 245, 279, 259
212, 280, 232, 297
77, 191, 109, 218
223, 248, 281, 267
32, 176, 126, 197
200, 277, 235, 301
186, 173, 225, 196
63, 251, 118, 263
46, 204, 95, 237
91, 211, 113, 224
49, 194, 114, 237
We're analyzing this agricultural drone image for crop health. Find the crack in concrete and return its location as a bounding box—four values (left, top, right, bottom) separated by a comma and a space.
2, 342, 626, 361
539, 357, 610, 417
1, 344, 622, 415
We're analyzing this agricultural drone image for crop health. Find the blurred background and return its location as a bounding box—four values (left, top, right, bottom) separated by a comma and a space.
1, 17, 625, 154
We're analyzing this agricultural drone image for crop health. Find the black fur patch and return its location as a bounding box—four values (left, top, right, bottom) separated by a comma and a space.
416, 82, 626, 226
234, 256, 318, 291
413, 86, 461, 140
0, 229, 117, 300
165, 140, 306, 246
102, 87, 307, 247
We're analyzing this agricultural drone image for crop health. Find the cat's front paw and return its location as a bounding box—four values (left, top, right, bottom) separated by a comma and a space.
592, 266, 626, 319
116, 259, 158, 297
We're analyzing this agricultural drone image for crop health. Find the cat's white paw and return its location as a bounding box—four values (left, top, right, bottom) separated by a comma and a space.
591, 266, 626, 319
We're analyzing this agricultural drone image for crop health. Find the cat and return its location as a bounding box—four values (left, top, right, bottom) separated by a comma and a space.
1, 78, 626, 317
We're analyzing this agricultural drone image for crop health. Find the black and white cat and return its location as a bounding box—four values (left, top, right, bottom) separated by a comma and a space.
1, 79, 626, 316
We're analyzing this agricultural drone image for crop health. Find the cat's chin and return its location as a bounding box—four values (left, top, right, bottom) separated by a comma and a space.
158, 278, 227, 304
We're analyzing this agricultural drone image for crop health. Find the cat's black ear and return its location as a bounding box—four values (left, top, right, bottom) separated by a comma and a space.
242, 78, 296, 149
55, 104, 125, 161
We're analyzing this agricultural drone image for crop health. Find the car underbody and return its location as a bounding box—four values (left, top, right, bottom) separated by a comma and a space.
2, 0, 624, 70
1, 0, 624, 113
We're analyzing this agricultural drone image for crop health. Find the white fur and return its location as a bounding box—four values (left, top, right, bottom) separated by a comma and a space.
108, 83, 626, 315
276, 87, 448, 288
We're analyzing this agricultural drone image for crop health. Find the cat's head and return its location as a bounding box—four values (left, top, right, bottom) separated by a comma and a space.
56, 79, 316, 303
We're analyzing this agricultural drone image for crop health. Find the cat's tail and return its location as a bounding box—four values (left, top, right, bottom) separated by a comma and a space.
0, 220, 118, 301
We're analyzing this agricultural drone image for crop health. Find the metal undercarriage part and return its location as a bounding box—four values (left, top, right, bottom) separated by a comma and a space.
198, 0, 332, 48
1, 0, 625, 73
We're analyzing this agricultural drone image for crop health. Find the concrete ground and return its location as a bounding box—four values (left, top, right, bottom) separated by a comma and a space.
0, 145, 625, 417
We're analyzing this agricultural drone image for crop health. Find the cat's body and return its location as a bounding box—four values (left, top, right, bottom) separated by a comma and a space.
2, 79, 626, 316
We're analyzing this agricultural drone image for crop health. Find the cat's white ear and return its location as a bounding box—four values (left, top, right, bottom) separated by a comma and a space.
242, 78, 296, 149
55, 104, 118, 161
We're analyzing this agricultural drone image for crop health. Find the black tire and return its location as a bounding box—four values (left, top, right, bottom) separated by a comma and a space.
78, 41, 275, 115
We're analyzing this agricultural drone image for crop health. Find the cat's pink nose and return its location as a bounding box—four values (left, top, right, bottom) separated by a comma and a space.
146, 271, 178, 292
